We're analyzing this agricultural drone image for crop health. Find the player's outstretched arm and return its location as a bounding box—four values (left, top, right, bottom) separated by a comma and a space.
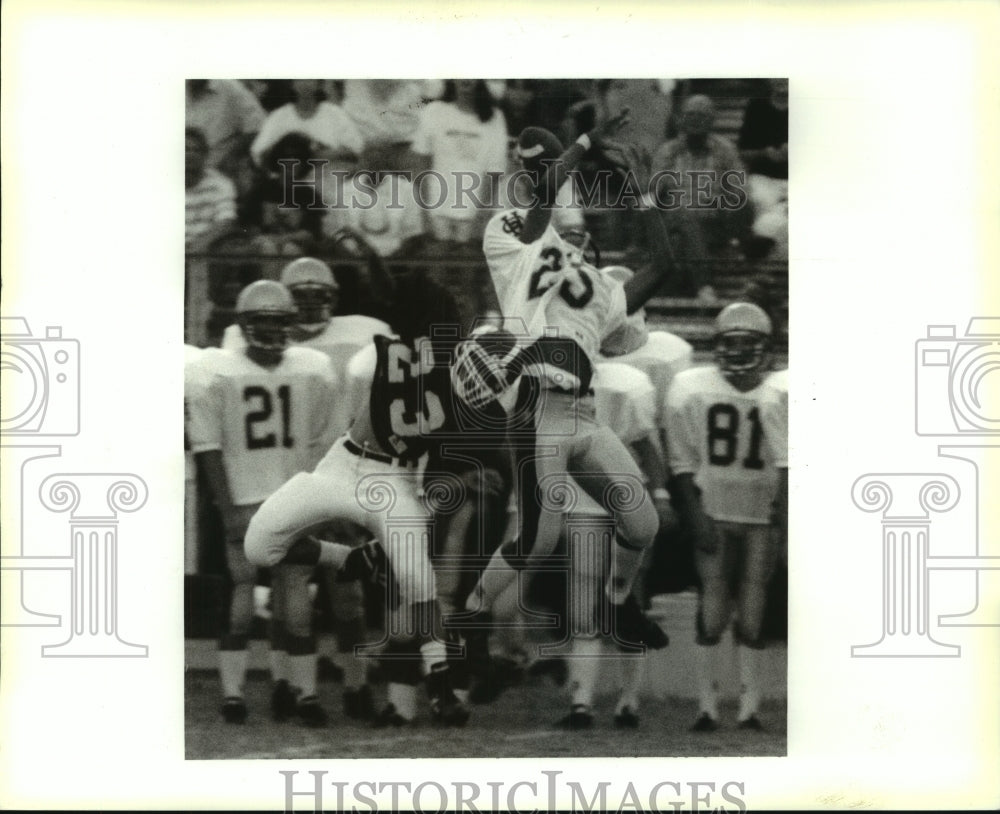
519, 109, 631, 245
606, 143, 679, 314
330, 226, 396, 305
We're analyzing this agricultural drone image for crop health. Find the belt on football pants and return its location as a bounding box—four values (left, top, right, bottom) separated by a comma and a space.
343, 438, 415, 468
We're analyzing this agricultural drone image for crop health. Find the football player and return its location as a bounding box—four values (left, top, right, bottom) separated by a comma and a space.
665, 302, 788, 731
244, 271, 475, 727
464, 123, 677, 653
188, 280, 338, 726
224, 253, 393, 719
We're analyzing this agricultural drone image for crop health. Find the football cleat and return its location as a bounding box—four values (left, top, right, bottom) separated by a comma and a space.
221, 696, 248, 724
556, 704, 594, 730
426, 667, 471, 727
270, 679, 296, 722
295, 695, 329, 728
343, 685, 377, 721
614, 706, 640, 729
690, 712, 719, 733
468, 655, 524, 705
372, 703, 410, 728
737, 715, 765, 731
610, 593, 670, 650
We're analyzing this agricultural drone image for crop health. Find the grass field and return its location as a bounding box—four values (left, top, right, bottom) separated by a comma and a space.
185, 668, 785, 759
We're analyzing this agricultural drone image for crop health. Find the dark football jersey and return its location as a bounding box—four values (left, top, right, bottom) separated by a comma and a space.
369, 334, 510, 478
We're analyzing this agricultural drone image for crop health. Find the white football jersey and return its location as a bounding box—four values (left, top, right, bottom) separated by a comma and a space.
592, 362, 657, 446
187, 346, 336, 506
666, 365, 787, 524
602, 330, 693, 431
482, 209, 627, 367
224, 314, 389, 434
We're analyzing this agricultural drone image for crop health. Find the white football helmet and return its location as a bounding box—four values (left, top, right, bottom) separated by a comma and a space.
279, 257, 338, 335
713, 302, 772, 379
236, 280, 296, 361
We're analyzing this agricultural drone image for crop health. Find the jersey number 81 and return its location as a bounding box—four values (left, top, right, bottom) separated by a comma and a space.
706, 402, 764, 469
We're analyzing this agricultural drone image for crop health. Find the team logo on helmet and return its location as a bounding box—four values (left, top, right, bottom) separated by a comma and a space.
236, 279, 296, 359
279, 257, 339, 334
713, 302, 772, 378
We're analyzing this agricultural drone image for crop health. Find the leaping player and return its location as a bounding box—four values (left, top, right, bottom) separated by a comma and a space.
461, 117, 679, 664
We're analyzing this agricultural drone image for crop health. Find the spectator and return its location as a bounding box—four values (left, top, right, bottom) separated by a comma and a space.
738, 79, 788, 269
186, 80, 265, 195
250, 80, 362, 170
342, 79, 430, 175
410, 79, 509, 247
186, 127, 238, 252
252, 133, 325, 257
738, 78, 788, 180
322, 172, 425, 258
651, 94, 753, 299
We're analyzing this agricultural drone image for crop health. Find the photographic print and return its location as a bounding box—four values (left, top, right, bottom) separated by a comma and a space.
3, 3, 997, 811
183, 76, 790, 761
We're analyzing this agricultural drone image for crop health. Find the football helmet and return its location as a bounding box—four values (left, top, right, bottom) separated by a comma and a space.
713, 302, 772, 378
235, 280, 296, 360
279, 257, 338, 335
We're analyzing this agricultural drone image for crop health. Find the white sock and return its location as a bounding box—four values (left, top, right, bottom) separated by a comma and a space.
695, 644, 722, 719
387, 682, 417, 720
419, 640, 448, 676
269, 649, 289, 683
568, 636, 603, 709
616, 652, 646, 714
737, 645, 765, 721
218, 649, 248, 698
453, 688, 469, 704
290, 653, 317, 699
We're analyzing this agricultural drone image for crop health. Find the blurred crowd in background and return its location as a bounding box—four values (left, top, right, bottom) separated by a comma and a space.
186, 78, 789, 341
